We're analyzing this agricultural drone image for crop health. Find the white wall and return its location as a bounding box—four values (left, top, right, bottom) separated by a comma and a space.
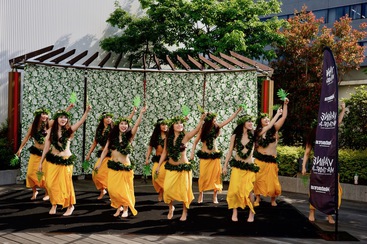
0, 0, 141, 123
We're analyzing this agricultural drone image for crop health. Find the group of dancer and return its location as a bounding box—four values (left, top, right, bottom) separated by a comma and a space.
17, 98, 291, 222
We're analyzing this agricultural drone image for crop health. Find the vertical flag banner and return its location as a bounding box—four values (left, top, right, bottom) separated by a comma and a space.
309, 47, 339, 215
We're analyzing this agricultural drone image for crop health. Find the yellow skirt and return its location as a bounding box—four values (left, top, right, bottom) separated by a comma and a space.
226, 167, 256, 214
92, 157, 110, 190
152, 161, 167, 193
253, 159, 281, 197
163, 164, 194, 209
45, 162, 75, 208
198, 158, 223, 192
26, 153, 46, 188
108, 168, 137, 216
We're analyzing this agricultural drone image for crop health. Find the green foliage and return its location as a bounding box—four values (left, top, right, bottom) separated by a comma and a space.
0, 120, 17, 170
340, 86, 367, 150
277, 146, 367, 185
271, 6, 367, 146
101, 0, 286, 67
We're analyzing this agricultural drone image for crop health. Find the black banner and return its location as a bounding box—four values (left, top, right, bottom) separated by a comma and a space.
309, 47, 339, 215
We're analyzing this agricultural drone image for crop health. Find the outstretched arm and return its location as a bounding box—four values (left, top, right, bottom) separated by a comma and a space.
184, 113, 206, 143
127, 107, 137, 120
131, 106, 147, 140
222, 134, 235, 175
217, 107, 242, 128
145, 146, 153, 165
70, 105, 92, 132
86, 139, 97, 161
274, 98, 289, 131
16, 124, 32, 157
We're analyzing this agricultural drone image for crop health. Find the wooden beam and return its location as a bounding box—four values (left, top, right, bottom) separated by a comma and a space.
115, 53, 122, 68
230, 51, 273, 75
209, 53, 235, 70
50, 49, 76, 64
98, 52, 111, 67
166, 55, 175, 70
35, 47, 65, 62
67, 51, 88, 65
177, 55, 190, 70
198, 55, 220, 70
153, 54, 161, 70
187, 55, 203, 70
9, 45, 54, 66
82, 52, 99, 66
219, 52, 251, 69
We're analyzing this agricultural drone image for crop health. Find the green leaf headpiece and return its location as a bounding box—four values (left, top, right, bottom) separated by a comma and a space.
237, 115, 255, 125
34, 107, 50, 117
98, 112, 114, 122
204, 112, 217, 122
53, 110, 71, 120
168, 116, 187, 126
154, 118, 170, 126
114, 117, 132, 126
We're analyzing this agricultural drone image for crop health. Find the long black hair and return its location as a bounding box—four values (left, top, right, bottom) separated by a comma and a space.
149, 119, 167, 148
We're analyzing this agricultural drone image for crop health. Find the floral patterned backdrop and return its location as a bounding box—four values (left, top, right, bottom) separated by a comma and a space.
20, 64, 257, 180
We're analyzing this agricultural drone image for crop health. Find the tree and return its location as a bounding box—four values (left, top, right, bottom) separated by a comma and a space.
340, 86, 367, 150
270, 6, 367, 145
100, 0, 286, 68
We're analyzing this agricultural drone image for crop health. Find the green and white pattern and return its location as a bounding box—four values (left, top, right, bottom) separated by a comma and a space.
20, 64, 257, 180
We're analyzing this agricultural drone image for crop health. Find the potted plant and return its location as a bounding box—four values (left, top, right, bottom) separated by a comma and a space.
0, 119, 20, 185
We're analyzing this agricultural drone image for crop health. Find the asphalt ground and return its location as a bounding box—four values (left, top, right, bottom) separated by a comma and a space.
0, 176, 366, 243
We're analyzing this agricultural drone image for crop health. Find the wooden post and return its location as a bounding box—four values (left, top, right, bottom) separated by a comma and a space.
8, 71, 21, 153
262, 78, 274, 115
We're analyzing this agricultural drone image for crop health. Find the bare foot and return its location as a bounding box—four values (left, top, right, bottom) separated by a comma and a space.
247, 211, 255, 222
308, 210, 315, 222
254, 195, 260, 207
180, 210, 187, 221
213, 191, 218, 204
31, 191, 38, 200
63, 205, 75, 216
167, 206, 175, 220
231, 208, 238, 222
42, 195, 50, 201
97, 189, 107, 200
271, 197, 277, 206
158, 191, 163, 202
327, 215, 335, 224
121, 208, 128, 218
198, 192, 203, 204
49, 205, 57, 215
113, 207, 123, 217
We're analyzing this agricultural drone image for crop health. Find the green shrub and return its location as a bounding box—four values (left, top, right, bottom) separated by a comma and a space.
277, 146, 367, 185
0, 120, 17, 170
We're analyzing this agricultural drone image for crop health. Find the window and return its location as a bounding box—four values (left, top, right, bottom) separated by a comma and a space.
329, 6, 350, 22
350, 4, 362, 20
313, 9, 328, 22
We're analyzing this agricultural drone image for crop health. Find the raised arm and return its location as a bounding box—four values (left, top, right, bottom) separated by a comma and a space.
131, 106, 147, 139
274, 98, 289, 131
86, 139, 97, 161
127, 107, 137, 120
70, 105, 92, 132
222, 134, 235, 175
183, 113, 206, 143
217, 107, 242, 128
16, 124, 32, 157
259, 107, 283, 136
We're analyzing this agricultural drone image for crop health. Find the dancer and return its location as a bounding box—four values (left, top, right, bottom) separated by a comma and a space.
86, 108, 136, 200
253, 98, 288, 207
156, 113, 206, 221
144, 118, 169, 201
97, 106, 147, 218
302, 103, 346, 224
16, 104, 73, 201
223, 115, 259, 222
190, 108, 241, 204
38, 105, 91, 216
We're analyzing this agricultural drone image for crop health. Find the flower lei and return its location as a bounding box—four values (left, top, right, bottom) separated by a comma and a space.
258, 129, 276, 148
51, 127, 72, 152
164, 162, 193, 172
96, 126, 110, 147
34, 122, 47, 144
46, 152, 76, 166
235, 129, 254, 160
167, 131, 185, 162
107, 160, 134, 171
229, 159, 260, 172
204, 127, 218, 150
196, 150, 223, 159
110, 133, 133, 155
158, 133, 165, 148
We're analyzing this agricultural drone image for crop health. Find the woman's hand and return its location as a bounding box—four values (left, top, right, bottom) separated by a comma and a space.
222, 164, 228, 175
